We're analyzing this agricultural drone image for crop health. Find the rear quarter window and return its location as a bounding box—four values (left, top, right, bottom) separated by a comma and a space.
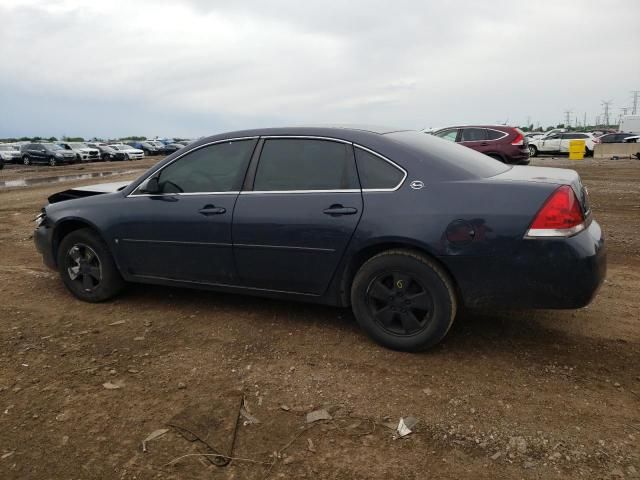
355, 148, 405, 190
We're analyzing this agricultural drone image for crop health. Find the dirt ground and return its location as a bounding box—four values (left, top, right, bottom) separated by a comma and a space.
0, 156, 638, 479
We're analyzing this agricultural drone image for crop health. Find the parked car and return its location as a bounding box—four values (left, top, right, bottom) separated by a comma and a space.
524, 132, 545, 139
126, 141, 163, 156
162, 143, 184, 154
431, 125, 529, 164
0, 144, 22, 165
34, 126, 605, 352
597, 132, 638, 143
528, 132, 597, 157
58, 142, 100, 162
20, 142, 77, 166
107, 144, 145, 160
87, 143, 127, 161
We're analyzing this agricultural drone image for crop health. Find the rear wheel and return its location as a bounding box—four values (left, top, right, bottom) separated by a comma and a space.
57, 228, 125, 302
585, 147, 593, 157
351, 250, 457, 351
49, 157, 57, 167
528, 145, 538, 157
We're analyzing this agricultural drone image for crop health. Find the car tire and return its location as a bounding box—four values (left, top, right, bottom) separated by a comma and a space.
57, 228, 125, 302
49, 157, 57, 167
585, 148, 593, 157
0, 158, 4, 170
125, 154, 131, 161
350, 249, 457, 352
528, 145, 538, 157
23, 156, 31, 165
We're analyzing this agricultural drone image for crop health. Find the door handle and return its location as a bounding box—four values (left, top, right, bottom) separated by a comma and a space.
480, 142, 488, 146
323, 205, 358, 216
198, 205, 226, 215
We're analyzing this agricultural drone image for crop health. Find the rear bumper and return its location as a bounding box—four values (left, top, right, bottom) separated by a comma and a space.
443, 220, 606, 309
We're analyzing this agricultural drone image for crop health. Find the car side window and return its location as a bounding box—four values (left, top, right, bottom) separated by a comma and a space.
461, 128, 487, 142
435, 129, 458, 142
144, 139, 257, 194
253, 139, 358, 191
486, 129, 505, 140
355, 148, 404, 190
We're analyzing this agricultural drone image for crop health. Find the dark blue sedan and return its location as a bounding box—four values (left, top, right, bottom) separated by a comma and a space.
34, 126, 606, 351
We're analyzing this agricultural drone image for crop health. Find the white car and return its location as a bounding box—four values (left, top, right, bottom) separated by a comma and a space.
0, 144, 22, 164
58, 142, 101, 162
108, 144, 145, 160
528, 132, 597, 157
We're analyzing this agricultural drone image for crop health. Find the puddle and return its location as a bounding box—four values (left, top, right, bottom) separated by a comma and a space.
0, 170, 141, 189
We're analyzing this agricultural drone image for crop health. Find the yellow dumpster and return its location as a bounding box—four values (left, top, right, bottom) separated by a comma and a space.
569, 139, 586, 160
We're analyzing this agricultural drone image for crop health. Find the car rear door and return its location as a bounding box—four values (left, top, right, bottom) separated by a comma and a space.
459, 127, 490, 154
114, 138, 257, 284
232, 137, 363, 295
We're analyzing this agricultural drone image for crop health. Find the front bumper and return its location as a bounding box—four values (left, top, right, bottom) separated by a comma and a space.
444, 220, 606, 309
34, 223, 57, 270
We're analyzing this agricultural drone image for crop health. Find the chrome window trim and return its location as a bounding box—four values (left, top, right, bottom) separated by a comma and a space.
241, 189, 360, 195
354, 144, 407, 192
483, 128, 509, 142
127, 136, 259, 198
261, 135, 352, 144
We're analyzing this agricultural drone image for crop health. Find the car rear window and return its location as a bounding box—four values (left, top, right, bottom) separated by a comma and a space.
486, 129, 507, 140
388, 131, 510, 179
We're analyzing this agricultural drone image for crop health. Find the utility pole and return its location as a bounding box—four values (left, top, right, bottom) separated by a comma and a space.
563, 110, 572, 127
601, 100, 613, 127
583, 112, 587, 129
631, 90, 640, 115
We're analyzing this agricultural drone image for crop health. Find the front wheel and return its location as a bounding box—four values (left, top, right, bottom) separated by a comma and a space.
23, 156, 31, 165
125, 154, 131, 161
351, 250, 457, 352
528, 145, 538, 157
57, 228, 125, 302
49, 157, 57, 167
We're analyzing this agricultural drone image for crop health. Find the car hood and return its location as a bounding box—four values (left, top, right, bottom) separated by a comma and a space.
48, 181, 130, 204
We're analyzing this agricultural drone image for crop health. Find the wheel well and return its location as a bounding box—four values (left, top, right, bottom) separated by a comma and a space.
52, 220, 98, 266
339, 243, 459, 306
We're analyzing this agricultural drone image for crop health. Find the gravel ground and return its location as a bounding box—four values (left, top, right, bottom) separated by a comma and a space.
0, 156, 638, 479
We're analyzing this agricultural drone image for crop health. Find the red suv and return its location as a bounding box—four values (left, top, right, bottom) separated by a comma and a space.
431, 125, 530, 165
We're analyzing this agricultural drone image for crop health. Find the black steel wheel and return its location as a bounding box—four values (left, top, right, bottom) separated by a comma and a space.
351, 250, 457, 351
57, 228, 125, 302
366, 271, 434, 336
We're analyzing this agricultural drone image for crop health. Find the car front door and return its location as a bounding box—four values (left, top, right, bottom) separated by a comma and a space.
29, 144, 46, 163
113, 138, 258, 284
232, 137, 363, 295
540, 133, 561, 152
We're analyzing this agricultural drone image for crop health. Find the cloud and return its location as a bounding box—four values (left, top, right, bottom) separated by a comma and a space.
1, 0, 639, 137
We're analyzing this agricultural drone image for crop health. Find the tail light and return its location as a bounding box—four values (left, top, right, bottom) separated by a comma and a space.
526, 185, 585, 237
593, 137, 601, 144
511, 132, 524, 146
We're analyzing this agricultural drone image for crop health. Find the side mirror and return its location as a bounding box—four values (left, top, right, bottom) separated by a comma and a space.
141, 176, 160, 194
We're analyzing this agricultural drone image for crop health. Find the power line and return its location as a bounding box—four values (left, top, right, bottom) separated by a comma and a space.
563, 109, 572, 127
631, 90, 640, 115
601, 100, 613, 127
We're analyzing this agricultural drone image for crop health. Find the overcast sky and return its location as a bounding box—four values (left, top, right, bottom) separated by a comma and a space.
1, 0, 639, 139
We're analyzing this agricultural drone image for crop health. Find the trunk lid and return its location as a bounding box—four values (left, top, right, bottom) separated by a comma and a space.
492, 165, 590, 215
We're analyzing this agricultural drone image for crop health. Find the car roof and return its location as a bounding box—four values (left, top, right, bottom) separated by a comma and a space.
199, 125, 410, 142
